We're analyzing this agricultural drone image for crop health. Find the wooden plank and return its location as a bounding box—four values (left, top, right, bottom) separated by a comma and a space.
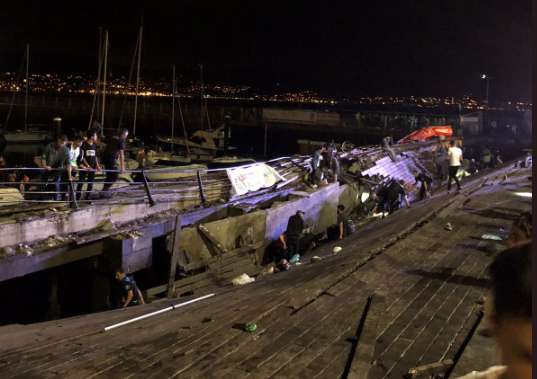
198, 224, 228, 255
182, 242, 264, 272
407, 359, 453, 378
347, 294, 386, 379
167, 215, 183, 298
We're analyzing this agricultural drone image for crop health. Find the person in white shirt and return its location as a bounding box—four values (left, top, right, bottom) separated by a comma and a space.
447, 140, 463, 194
60, 136, 83, 201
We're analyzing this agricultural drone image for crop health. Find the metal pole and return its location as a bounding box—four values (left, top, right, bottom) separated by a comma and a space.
171, 65, 175, 153
101, 30, 108, 128
133, 25, 143, 136
141, 170, 156, 207
25, 43, 29, 131
197, 170, 206, 203
103, 293, 215, 331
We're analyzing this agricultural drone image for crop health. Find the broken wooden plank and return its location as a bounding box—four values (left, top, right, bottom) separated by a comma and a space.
347, 293, 386, 379
181, 241, 265, 272
406, 359, 454, 379
197, 224, 228, 255
167, 215, 183, 298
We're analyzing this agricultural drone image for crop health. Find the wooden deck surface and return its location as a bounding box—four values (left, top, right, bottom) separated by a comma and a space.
0, 164, 531, 379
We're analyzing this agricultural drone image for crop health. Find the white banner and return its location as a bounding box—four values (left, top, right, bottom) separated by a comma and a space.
227, 164, 286, 196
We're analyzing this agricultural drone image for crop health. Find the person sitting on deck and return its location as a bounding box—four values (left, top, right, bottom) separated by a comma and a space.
457, 241, 532, 379
377, 179, 411, 214
327, 205, 350, 241
413, 171, 433, 200
381, 135, 398, 162
115, 268, 145, 308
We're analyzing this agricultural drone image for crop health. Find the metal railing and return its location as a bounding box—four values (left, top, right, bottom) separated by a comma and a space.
0, 156, 309, 209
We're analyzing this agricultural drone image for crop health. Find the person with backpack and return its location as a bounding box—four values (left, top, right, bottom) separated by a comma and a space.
413, 171, 433, 200
115, 268, 145, 308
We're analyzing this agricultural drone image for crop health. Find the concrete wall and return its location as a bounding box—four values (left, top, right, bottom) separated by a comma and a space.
165, 183, 340, 264
264, 183, 339, 241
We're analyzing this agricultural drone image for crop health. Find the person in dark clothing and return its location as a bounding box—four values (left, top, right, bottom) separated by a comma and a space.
413, 171, 433, 200
101, 128, 128, 197
39, 135, 73, 201
321, 140, 337, 169
285, 210, 304, 259
363, 192, 379, 215
77, 130, 102, 200
378, 180, 410, 214
271, 232, 291, 262
115, 268, 145, 308
311, 146, 323, 185
328, 205, 350, 240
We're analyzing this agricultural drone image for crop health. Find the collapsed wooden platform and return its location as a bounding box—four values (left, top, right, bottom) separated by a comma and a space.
0, 163, 530, 379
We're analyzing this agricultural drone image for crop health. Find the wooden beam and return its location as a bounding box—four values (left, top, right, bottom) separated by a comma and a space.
197, 224, 228, 255
347, 294, 386, 379
167, 215, 183, 298
406, 360, 454, 379
181, 241, 265, 272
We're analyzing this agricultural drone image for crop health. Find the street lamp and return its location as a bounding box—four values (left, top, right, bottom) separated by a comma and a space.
482, 74, 494, 119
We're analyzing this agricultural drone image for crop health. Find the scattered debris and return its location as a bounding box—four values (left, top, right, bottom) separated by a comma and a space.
0, 246, 14, 258
110, 231, 145, 240
259, 266, 275, 276
17, 244, 33, 256
232, 273, 255, 286
89, 219, 117, 234
201, 317, 214, 323
311, 256, 322, 263
406, 359, 454, 379
481, 234, 502, 241
232, 323, 257, 332
333, 246, 342, 253
444, 223, 453, 231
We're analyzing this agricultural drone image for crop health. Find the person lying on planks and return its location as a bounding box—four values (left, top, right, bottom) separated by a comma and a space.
115, 268, 145, 308
413, 170, 433, 200
457, 241, 532, 379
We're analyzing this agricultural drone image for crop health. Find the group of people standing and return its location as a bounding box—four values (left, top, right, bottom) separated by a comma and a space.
310, 140, 340, 187
38, 128, 129, 201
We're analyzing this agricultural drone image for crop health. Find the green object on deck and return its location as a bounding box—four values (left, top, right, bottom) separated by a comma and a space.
245, 324, 257, 333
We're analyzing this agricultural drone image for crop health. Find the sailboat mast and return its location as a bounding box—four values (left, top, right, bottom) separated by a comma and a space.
24, 43, 29, 131
133, 25, 143, 136
100, 30, 108, 128
88, 29, 103, 131
171, 65, 175, 152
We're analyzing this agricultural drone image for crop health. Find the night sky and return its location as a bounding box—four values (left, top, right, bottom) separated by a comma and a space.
1, 0, 532, 102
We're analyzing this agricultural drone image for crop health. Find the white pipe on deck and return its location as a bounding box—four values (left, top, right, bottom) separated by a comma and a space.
103, 292, 216, 331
